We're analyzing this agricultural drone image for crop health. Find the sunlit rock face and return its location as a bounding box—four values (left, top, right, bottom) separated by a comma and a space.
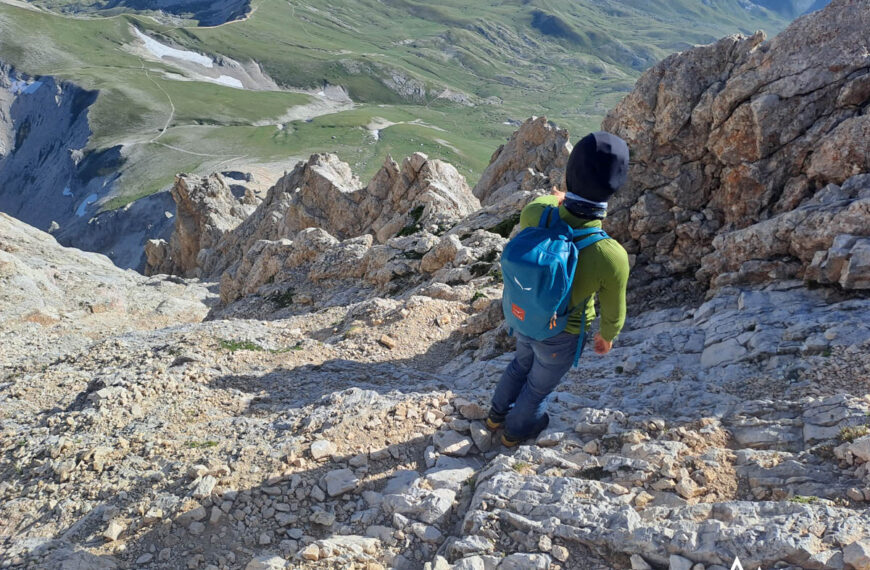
602, 0, 869, 290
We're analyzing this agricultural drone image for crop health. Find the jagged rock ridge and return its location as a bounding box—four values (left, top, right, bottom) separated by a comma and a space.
146, 152, 484, 306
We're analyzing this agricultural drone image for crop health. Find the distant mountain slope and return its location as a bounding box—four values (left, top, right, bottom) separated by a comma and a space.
23, 0, 251, 26
751, 0, 831, 17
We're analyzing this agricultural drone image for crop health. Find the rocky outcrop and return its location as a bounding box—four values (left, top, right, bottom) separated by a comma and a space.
602, 0, 870, 289
700, 174, 870, 288
472, 116, 571, 207
145, 173, 257, 277
152, 152, 481, 286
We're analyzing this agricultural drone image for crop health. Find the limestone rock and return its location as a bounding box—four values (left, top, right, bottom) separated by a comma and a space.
244, 554, 287, 570
473, 116, 571, 207
103, 520, 126, 541
311, 439, 336, 460
382, 484, 455, 525
433, 430, 475, 456
145, 173, 254, 277
324, 468, 359, 496
845, 541, 870, 570
700, 176, 870, 289
602, 1, 870, 290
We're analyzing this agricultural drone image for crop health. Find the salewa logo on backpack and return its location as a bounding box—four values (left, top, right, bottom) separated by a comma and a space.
512, 276, 532, 291
500, 206, 609, 367
511, 304, 526, 321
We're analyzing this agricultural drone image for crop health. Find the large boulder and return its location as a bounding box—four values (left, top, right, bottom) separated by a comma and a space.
602, 0, 870, 289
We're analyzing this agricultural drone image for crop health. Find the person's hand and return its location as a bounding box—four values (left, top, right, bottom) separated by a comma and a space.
593, 333, 613, 355
551, 187, 566, 204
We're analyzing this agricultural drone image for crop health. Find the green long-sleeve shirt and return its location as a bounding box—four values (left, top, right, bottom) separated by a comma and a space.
518, 195, 630, 341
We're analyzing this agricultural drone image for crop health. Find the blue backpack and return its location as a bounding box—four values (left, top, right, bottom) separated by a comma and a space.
500, 206, 610, 366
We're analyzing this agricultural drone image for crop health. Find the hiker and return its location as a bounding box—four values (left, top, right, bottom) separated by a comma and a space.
486, 131, 631, 447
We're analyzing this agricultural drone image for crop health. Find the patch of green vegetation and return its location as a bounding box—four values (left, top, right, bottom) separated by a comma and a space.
268, 289, 295, 309
403, 251, 425, 260
480, 250, 500, 263
511, 461, 531, 473
187, 440, 219, 449
810, 443, 835, 461
487, 213, 522, 238
488, 268, 503, 282
218, 339, 266, 352
822, 348, 832, 357
396, 225, 420, 238
471, 291, 487, 303
839, 425, 870, 443
397, 205, 427, 237
469, 263, 492, 278
465, 475, 477, 489
218, 337, 303, 353
269, 342, 305, 353
788, 495, 818, 504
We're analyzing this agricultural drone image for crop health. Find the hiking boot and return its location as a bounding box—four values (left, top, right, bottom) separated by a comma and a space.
485, 411, 505, 432
500, 413, 550, 448
501, 432, 521, 448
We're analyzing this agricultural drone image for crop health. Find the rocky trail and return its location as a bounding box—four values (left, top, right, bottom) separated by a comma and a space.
3, 219, 870, 570
2, 1, 870, 569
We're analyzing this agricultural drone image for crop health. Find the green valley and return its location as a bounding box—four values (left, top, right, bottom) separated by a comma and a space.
0, 0, 794, 210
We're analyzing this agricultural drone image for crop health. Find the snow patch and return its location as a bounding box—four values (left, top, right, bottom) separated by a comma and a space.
215, 75, 245, 88
9, 80, 43, 95
76, 194, 98, 218
133, 28, 214, 68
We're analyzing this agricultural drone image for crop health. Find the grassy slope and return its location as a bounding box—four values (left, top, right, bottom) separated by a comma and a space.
0, 0, 789, 209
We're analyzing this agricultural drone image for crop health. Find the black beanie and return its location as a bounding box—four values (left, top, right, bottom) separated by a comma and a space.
565, 131, 629, 204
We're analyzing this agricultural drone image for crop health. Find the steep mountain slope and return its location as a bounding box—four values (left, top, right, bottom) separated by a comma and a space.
3, 208, 870, 569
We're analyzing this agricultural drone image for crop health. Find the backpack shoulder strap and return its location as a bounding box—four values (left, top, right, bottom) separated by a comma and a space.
572, 228, 610, 251
538, 206, 559, 228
